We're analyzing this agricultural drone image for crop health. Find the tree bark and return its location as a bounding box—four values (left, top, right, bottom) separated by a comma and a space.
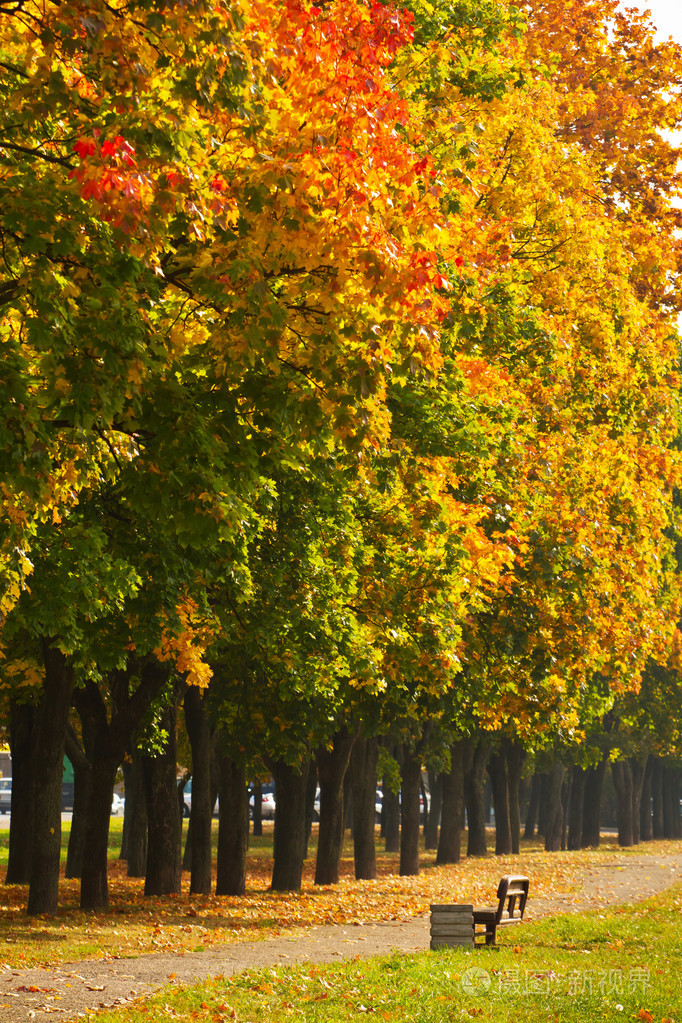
464, 739, 488, 857
544, 759, 564, 852
315, 729, 355, 886
567, 765, 585, 850
436, 740, 466, 865
216, 755, 248, 896
64, 722, 94, 879
270, 759, 309, 891
629, 757, 646, 846
303, 761, 318, 860
399, 745, 421, 876
6, 700, 35, 885
383, 782, 400, 853
349, 736, 378, 880
143, 700, 182, 897
124, 751, 148, 876
424, 771, 442, 851
184, 686, 213, 895
611, 760, 634, 847
506, 741, 525, 855
487, 748, 511, 855
651, 757, 664, 838
581, 757, 607, 847
524, 772, 541, 840
27, 643, 75, 916
639, 756, 653, 841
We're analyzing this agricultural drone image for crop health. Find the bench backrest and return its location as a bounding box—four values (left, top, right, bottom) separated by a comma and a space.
495, 874, 529, 923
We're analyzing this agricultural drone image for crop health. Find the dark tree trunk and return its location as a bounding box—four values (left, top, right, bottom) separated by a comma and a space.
436, 740, 466, 865
561, 774, 571, 851
537, 772, 548, 839
567, 765, 585, 850
303, 761, 318, 860
64, 722, 95, 879
582, 757, 607, 847
652, 757, 665, 838
399, 746, 421, 876
612, 760, 634, 847
629, 757, 646, 846
639, 756, 653, 841
315, 729, 355, 886
143, 701, 181, 896
662, 763, 681, 838
77, 665, 169, 908
27, 643, 75, 916
120, 758, 131, 862
464, 739, 488, 857
184, 687, 212, 895
383, 782, 400, 853
349, 736, 378, 880
487, 748, 511, 855
270, 759, 309, 891
125, 751, 148, 876
6, 700, 35, 885
524, 772, 541, 840
424, 771, 442, 851
544, 760, 564, 852
216, 755, 248, 896
506, 742, 525, 855
251, 781, 263, 837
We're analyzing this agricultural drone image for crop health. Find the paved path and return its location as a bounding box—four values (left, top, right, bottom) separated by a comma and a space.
1, 852, 680, 1022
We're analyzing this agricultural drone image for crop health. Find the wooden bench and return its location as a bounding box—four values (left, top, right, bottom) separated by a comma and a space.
473, 875, 529, 946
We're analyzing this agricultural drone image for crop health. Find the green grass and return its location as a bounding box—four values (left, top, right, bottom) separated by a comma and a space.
89, 884, 682, 1023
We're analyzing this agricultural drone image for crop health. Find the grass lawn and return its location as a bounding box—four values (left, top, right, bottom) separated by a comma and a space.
89, 883, 682, 1023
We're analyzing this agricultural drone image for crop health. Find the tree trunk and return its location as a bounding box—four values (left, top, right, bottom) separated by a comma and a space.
506, 742, 525, 855
27, 643, 75, 916
184, 687, 212, 895
125, 751, 148, 876
612, 760, 634, 847
464, 739, 488, 857
524, 772, 541, 840
544, 759, 564, 852
383, 782, 400, 853
6, 700, 35, 885
662, 762, 681, 838
651, 757, 664, 838
639, 756, 653, 841
437, 740, 466, 865
251, 781, 263, 837
216, 755, 248, 896
630, 757, 646, 846
80, 751, 119, 910
487, 748, 511, 855
303, 761, 318, 860
143, 701, 181, 896
64, 722, 95, 880
424, 771, 442, 851
349, 736, 378, 881
582, 757, 607, 847
567, 765, 585, 850
399, 746, 421, 876
270, 759, 309, 892
315, 729, 355, 886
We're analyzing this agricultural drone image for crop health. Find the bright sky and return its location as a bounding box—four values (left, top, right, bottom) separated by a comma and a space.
623, 0, 682, 42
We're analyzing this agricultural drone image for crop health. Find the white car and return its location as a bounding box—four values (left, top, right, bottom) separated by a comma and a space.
111, 793, 125, 815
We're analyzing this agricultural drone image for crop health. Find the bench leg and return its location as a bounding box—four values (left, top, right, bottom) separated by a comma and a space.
485, 924, 496, 946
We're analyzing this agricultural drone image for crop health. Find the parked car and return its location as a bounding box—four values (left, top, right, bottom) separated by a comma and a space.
0, 778, 11, 814
249, 785, 276, 820
180, 778, 219, 818
111, 793, 125, 816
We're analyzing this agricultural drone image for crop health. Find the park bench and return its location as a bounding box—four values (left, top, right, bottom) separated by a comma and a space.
472, 874, 529, 946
